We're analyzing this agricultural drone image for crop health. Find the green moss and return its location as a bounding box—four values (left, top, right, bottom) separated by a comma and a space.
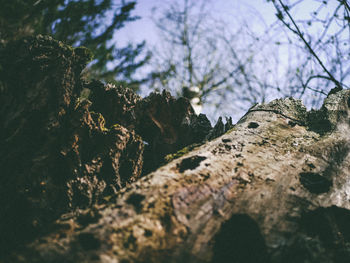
59, 40, 72, 51
110, 123, 121, 129
103, 195, 113, 202
79, 88, 91, 100
225, 127, 237, 134
90, 112, 108, 132
98, 114, 108, 132
164, 143, 201, 163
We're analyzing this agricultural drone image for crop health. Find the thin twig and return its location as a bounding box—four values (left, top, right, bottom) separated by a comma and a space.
277, 0, 342, 88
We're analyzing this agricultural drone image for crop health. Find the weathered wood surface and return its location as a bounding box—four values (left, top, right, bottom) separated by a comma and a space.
2, 36, 350, 263
11, 90, 350, 263
0, 35, 217, 258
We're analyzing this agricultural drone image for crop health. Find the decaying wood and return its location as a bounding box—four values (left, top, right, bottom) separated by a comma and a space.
9, 91, 350, 263
2, 36, 350, 263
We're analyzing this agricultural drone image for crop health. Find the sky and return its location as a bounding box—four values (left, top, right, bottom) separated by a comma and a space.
117, 0, 278, 47
114, 0, 346, 122
115, 0, 285, 121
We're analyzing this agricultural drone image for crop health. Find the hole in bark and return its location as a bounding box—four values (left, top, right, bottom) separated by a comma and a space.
160, 214, 171, 231
144, 229, 153, 237
288, 121, 297, 127
77, 233, 100, 250
248, 122, 259, 129
123, 234, 137, 249
307, 163, 316, 169
212, 214, 269, 263
299, 172, 332, 194
222, 138, 232, 143
224, 144, 232, 151
299, 206, 350, 260
177, 155, 206, 173
77, 209, 101, 227
126, 193, 145, 213
309, 119, 332, 134
301, 206, 350, 244
347, 96, 350, 108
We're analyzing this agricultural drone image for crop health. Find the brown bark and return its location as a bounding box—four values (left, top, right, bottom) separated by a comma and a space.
0, 35, 218, 260
1, 36, 350, 263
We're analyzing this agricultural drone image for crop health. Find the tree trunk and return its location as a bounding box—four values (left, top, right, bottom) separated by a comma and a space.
1, 36, 350, 263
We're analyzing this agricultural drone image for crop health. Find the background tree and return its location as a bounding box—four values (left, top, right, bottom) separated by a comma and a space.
0, 0, 150, 89
148, 0, 248, 118
148, 0, 350, 120
147, 0, 298, 121
267, 0, 350, 107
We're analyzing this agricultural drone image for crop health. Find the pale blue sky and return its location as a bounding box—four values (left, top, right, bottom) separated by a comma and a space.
114, 0, 345, 121
115, 0, 280, 121
117, 0, 278, 46
117, 0, 341, 46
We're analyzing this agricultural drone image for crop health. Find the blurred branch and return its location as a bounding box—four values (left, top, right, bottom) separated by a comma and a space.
343, 0, 350, 13
300, 75, 331, 96
275, 0, 342, 89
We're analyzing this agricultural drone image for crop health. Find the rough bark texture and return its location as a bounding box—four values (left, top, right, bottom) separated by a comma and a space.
1, 36, 350, 263
0, 35, 222, 259
0, 35, 145, 252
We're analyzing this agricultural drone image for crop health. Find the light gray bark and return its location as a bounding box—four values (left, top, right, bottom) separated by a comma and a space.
11, 90, 350, 263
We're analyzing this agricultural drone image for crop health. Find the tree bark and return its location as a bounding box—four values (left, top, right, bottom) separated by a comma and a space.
2, 36, 350, 263
9, 91, 350, 263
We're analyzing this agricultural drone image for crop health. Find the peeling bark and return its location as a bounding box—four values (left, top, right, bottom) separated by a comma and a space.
1, 36, 350, 263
